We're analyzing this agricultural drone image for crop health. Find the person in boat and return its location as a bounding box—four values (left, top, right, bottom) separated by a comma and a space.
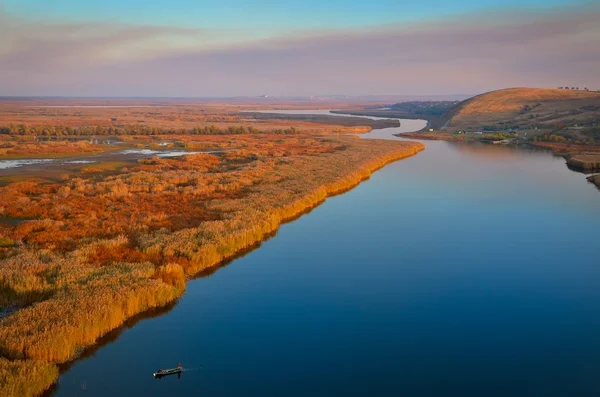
177, 363, 182, 370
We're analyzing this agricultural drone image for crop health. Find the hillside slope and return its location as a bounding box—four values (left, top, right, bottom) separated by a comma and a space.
436, 88, 600, 130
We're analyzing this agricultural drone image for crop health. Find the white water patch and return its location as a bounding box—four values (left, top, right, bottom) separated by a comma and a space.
63, 160, 97, 164
119, 149, 201, 158
0, 159, 54, 169
120, 149, 162, 155
156, 151, 200, 158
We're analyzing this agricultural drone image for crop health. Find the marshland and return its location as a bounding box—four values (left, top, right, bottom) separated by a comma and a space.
0, 100, 425, 396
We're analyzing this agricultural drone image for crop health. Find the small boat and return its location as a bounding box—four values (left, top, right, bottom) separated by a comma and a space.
153, 363, 183, 378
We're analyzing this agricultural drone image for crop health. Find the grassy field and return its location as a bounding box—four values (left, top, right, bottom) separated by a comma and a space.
0, 98, 377, 137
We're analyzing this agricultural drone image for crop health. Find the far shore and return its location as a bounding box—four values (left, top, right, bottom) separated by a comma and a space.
396, 131, 600, 172
239, 111, 400, 130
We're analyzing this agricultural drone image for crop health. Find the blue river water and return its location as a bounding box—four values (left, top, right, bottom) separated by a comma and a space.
50, 113, 600, 396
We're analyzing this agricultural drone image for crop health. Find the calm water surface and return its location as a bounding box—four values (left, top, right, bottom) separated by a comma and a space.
51, 112, 600, 396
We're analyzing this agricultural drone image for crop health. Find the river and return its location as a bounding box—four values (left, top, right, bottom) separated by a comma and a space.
49, 112, 600, 396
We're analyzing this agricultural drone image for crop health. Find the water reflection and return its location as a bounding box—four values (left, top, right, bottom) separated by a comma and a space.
43, 301, 179, 396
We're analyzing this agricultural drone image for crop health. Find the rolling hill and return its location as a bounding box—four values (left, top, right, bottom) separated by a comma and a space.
436, 87, 600, 131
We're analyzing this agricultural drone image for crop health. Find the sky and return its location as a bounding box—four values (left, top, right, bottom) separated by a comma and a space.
1, 0, 599, 97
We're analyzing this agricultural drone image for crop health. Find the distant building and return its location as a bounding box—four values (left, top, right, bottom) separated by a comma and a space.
475, 131, 483, 135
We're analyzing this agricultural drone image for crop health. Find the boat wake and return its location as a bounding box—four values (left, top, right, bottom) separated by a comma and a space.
182, 367, 202, 372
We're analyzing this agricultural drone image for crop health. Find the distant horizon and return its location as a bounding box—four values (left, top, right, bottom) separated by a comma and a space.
2, 86, 599, 102
0, 93, 475, 100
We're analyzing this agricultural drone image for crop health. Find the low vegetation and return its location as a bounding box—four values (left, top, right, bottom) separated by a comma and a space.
0, 124, 298, 137
0, 139, 110, 159
0, 358, 58, 397
441, 88, 600, 130
566, 154, 600, 171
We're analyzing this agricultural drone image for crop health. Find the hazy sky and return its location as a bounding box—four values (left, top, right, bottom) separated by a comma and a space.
1, 0, 599, 96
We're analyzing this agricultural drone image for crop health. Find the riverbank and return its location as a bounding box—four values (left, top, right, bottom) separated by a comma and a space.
397, 132, 600, 186
0, 135, 424, 397
397, 132, 460, 141
566, 154, 600, 172
529, 142, 600, 172
587, 174, 600, 189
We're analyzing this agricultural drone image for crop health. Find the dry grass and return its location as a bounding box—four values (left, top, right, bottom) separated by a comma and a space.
0, 100, 371, 137
0, 261, 184, 362
529, 141, 600, 154
566, 154, 600, 171
457, 88, 599, 116
0, 358, 58, 397
446, 88, 600, 129
0, 140, 110, 159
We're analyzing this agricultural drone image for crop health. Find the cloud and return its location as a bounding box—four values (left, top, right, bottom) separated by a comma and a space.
0, 9, 236, 73
1, 5, 599, 96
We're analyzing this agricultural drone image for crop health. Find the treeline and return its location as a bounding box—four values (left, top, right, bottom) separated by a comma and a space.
0, 124, 299, 137
557, 86, 598, 91
532, 133, 595, 144
479, 132, 517, 142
